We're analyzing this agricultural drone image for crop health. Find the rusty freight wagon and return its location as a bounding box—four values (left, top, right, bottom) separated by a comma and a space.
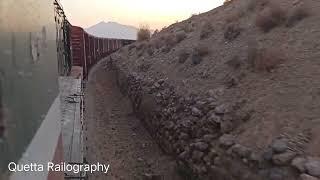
69, 26, 135, 78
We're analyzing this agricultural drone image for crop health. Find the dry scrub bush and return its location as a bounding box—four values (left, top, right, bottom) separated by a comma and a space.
137, 51, 144, 57
157, 31, 186, 52
137, 25, 151, 42
164, 34, 177, 47
138, 63, 151, 72
255, 48, 286, 72
247, 0, 258, 11
182, 24, 194, 33
152, 29, 159, 37
286, 5, 310, 27
150, 38, 163, 49
194, 44, 210, 57
224, 0, 233, 5
161, 46, 171, 53
225, 10, 245, 24
248, 43, 286, 72
136, 42, 147, 51
191, 44, 209, 65
200, 21, 214, 39
225, 13, 237, 24
247, 0, 268, 11
146, 44, 154, 56
175, 30, 187, 43
224, 24, 241, 41
248, 40, 259, 68
178, 50, 190, 64
255, 4, 286, 32
226, 56, 242, 69
128, 44, 136, 51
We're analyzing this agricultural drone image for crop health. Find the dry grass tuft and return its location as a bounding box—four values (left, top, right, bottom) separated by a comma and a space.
200, 21, 214, 39
182, 24, 194, 33
247, 40, 259, 68
255, 4, 286, 32
248, 42, 287, 72
286, 4, 310, 27
161, 46, 171, 53
175, 30, 187, 43
150, 37, 165, 50
225, 10, 245, 24
224, 0, 233, 5
224, 23, 241, 41
255, 48, 286, 72
146, 45, 154, 56
138, 63, 151, 72
137, 25, 151, 42
178, 50, 190, 64
187, 43, 210, 65
247, 0, 258, 11
194, 44, 210, 57
163, 33, 178, 48
247, 0, 268, 11
152, 29, 159, 37
226, 56, 242, 69
192, 44, 209, 65
128, 44, 136, 51
136, 42, 147, 51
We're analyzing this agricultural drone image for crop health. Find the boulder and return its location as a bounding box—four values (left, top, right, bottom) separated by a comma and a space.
292, 157, 307, 172
249, 152, 262, 163
208, 113, 221, 124
220, 120, 234, 133
262, 148, 274, 161
215, 104, 230, 114
305, 157, 320, 178
300, 174, 320, 180
192, 150, 204, 161
272, 151, 297, 165
271, 138, 288, 153
219, 134, 235, 147
179, 151, 189, 159
191, 107, 202, 117
203, 134, 217, 143
230, 144, 251, 158
143, 173, 163, 180
193, 142, 209, 151
192, 54, 202, 65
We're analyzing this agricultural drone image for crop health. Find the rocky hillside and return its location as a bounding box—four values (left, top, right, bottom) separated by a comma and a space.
97, 0, 320, 179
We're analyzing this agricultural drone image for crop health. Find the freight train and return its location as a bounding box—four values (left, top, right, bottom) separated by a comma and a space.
69, 25, 134, 77
54, 2, 135, 78
0, 0, 134, 179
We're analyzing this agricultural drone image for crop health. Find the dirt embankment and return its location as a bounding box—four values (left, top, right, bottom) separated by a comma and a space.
88, 0, 320, 179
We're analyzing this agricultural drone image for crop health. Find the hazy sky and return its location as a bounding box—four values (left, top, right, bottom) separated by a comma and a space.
61, 0, 224, 29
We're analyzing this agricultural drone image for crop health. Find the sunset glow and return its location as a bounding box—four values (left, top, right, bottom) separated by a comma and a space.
61, 0, 224, 29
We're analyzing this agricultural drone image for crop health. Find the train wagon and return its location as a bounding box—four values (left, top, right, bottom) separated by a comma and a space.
69, 26, 135, 78
0, 0, 135, 179
0, 0, 69, 179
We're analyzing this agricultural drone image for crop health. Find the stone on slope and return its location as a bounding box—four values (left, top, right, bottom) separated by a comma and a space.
305, 157, 320, 178
219, 134, 235, 147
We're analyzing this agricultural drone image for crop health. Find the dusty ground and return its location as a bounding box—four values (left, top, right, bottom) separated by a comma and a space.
84, 64, 182, 180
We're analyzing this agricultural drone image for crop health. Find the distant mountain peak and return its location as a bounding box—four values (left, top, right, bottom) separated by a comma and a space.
96, 21, 116, 25
85, 21, 137, 40
107, 21, 118, 24
97, 21, 106, 24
